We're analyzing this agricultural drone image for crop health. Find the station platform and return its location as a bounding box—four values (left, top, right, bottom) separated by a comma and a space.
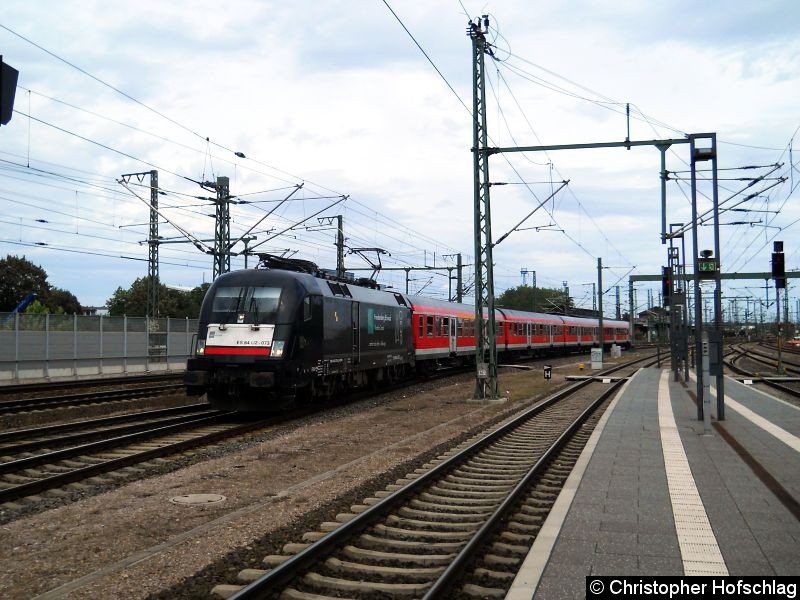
506, 367, 800, 599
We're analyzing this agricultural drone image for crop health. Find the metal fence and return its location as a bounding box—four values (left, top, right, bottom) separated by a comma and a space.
0, 313, 198, 382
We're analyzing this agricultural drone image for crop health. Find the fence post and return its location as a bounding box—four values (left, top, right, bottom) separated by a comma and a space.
186, 317, 190, 357
145, 316, 150, 373
166, 317, 171, 371
99, 314, 104, 375
14, 312, 19, 381
123, 315, 128, 373
73, 313, 78, 377
45, 313, 50, 379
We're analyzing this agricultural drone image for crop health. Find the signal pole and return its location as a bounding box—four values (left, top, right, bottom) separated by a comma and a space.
773, 241, 785, 374
468, 16, 499, 399
597, 258, 604, 353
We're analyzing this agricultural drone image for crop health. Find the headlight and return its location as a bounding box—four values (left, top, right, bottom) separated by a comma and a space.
196, 339, 206, 355
271, 340, 285, 358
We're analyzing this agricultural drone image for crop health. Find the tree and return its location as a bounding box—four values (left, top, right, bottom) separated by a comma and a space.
0, 255, 84, 314
46, 287, 81, 315
106, 278, 210, 318
0, 255, 49, 311
496, 285, 573, 314
25, 299, 60, 314
106, 277, 149, 317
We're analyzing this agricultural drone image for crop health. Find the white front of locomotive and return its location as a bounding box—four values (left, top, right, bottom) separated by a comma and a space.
195, 284, 287, 360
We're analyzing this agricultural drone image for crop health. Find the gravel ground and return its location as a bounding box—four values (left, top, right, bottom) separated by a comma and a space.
0, 353, 625, 599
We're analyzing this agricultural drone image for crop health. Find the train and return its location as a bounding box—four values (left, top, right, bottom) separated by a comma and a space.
184, 255, 630, 411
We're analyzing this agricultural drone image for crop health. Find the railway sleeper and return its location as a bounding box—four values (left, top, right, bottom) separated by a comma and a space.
446, 473, 520, 485
480, 449, 542, 459
321, 556, 445, 582
23, 468, 47, 477
262, 554, 291, 568
458, 464, 530, 475
418, 491, 503, 506
499, 438, 549, 449
60, 459, 92, 468
518, 502, 551, 515
334, 512, 358, 523
499, 530, 535, 545
527, 489, 558, 501
43, 488, 72, 498
490, 540, 530, 557
469, 457, 537, 468
372, 523, 470, 542
300, 570, 431, 597
506, 521, 542, 537
357, 533, 463, 553
409, 498, 498, 514
462, 582, 506, 599
531, 483, 562, 494
86, 476, 113, 485
3, 473, 35, 483
236, 568, 268, 583
385, 514, 481, 532
41, 464, 73, 474
86, 454, 126, 462
280, 589, 348, 600
426, 485, 509, 500
472, 567, 516, 584
341, 545, 455, 567
434, 479, 516, 493
397, 505, 489, 523
483, 553, 519, 567
210, 584, 242, 599
510, 511, 545, 525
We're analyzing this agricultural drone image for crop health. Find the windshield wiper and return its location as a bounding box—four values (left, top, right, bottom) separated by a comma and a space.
249, 295, 260, 327
219, 287, 246, 328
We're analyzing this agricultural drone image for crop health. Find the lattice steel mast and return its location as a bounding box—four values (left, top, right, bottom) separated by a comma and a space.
468, 17, 499, 399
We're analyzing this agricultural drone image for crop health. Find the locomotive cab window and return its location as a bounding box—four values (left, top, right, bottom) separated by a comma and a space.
211, 286, 282, 323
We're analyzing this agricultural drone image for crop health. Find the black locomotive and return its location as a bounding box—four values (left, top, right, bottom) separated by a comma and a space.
185, 255, 414, 410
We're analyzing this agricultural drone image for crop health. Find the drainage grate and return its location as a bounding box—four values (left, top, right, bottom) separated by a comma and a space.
170, 493, 226, 505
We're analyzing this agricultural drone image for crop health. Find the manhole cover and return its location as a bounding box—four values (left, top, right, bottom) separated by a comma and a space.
170, 493, 226, 505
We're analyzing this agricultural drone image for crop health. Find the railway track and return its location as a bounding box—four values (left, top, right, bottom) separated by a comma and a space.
0, 403, 216, 454
211, 360, 648, 599
731, 344, 800, 375
0, 411, 284, 507
760, 341, 800, 355
724, 346, 800, 400
0, 383, 184, 415
0, 373, 184, 397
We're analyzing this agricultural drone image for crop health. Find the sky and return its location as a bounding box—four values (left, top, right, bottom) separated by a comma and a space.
1, 0, 799, 321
